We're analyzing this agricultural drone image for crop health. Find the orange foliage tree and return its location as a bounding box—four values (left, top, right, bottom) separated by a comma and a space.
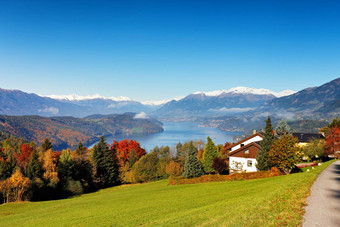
165, 160, 183, 177
14, 143, 33, 175
111, 140, 146, 166
324, 125, 340, 158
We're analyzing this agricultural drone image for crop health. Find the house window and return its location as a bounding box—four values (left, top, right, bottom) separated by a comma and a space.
247, 160, 252, 167
241, 144, 244, 147
244, 150, 249, 154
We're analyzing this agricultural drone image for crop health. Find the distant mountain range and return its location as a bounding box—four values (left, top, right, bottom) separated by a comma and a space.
0, 78, 339, 124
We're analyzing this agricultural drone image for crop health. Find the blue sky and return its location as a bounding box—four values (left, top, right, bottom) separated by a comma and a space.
0, 0, 339, 101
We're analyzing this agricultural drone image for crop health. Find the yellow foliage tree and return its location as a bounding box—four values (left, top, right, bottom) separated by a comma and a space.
42, 149, 59, 187
165, 160, 183, 177
0, 169, 31, 203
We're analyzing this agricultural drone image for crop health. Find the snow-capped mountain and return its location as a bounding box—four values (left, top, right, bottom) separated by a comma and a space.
47, 94, 133, 102
193, 87, 296, 98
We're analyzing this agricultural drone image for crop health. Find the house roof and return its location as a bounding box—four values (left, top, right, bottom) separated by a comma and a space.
226, 132, 264, 150
228, 142, 261, 157
292, 133, 324, 143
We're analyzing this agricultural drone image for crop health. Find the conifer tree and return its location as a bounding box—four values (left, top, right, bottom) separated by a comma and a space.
58, 149, 74, 180
41, 138, 52, 152
27, 150, 42, 180
275, 119, 292, 138
256, 116, 274, 171
91, 136, 119, 187
75, 141, 87, 156
183, 141, 204, 178
202, 137, 218, 173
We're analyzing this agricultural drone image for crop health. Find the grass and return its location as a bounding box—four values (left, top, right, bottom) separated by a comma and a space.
0, 160, 335, 226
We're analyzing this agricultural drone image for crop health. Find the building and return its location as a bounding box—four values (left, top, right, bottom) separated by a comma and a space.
227, 132, 263, 173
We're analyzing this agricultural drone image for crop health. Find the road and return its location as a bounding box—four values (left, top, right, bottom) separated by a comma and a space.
303, 160, 340, 227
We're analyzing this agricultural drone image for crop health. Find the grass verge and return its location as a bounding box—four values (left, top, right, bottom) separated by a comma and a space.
0, 160, 336, 226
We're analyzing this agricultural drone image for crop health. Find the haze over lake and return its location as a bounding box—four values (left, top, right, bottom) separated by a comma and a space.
93, 121, 242, 152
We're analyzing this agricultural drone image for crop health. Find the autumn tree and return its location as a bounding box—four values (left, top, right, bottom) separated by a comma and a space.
268, 135, 301, 174
183, 141, 204, 178
42, 149, 59, 187
111, 139, 146, 167
212, 157, 229, 174
0, 169, 31, 203
202, 137, 219, 173
165, 160, 183, 177
324, 125, 340, 158
257, 116, 274, 171
14, 143, 33, 175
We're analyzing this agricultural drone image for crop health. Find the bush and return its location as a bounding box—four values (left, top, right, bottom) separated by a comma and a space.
212, 157, 229, 174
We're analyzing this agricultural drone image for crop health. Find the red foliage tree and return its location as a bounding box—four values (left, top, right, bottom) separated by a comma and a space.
111, 140, 146, 166
14, 143, 33, 174
324, 125, 340, 157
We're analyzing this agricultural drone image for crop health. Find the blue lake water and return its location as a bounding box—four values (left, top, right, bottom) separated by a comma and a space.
91, 121, 242, 152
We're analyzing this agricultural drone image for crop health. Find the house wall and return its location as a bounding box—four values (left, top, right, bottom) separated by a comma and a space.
229, 156, 258, 173
231, 135, 263, 152
230, 145, 260, 159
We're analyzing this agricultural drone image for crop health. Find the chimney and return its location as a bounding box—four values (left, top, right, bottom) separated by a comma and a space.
253, 130, 257, 135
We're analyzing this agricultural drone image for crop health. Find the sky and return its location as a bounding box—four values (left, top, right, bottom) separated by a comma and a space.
0, 0, 340, 102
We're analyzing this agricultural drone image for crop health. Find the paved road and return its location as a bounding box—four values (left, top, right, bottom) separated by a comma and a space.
303, 160, 340, 227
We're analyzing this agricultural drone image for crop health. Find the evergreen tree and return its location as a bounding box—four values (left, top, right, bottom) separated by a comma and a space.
27, 150, 42, 179
41, 138, 52, 152
183, 141, 204, 178
256, 116, 275, 171
202, 137, 218, 173
91, 136, 119, 187
75, 141, 87, 156
58, 149, 74, 181
275, 119, 292, 138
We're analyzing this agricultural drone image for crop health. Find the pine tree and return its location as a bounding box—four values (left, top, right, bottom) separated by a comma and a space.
183, 142, 204, 178
75, 141, 87, 156
202, 137, 218, 173
58, 149, 74, 180
27, 150, 42, 179
91, 136, 119, 187
41, 138, 52, 152
256, 116, 275, 171
275, 119, 292, 138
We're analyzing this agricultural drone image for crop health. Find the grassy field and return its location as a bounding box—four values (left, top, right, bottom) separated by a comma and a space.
0, 160, 335, 226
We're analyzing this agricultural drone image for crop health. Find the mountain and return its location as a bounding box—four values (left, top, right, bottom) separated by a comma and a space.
260, 78, 340, 117
0, 88, 89, 117
152, 87, 295, 120
0, 89, 152, 117
0, 113, 163, 150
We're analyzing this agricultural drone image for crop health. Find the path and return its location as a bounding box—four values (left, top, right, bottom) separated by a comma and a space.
303, 160, 340, 227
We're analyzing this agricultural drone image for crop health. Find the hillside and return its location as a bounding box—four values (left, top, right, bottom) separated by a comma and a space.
261, 77, 340, 117
0, 161, 334, 226
0, 113, 163, 150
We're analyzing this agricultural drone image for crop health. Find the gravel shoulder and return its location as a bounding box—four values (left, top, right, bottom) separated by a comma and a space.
303, 160, 340, 227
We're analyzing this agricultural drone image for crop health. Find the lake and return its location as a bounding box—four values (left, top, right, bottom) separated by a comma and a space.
90, 121, 242, 152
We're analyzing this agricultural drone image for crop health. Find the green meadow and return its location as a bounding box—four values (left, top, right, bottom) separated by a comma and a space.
0, 160, 334, 226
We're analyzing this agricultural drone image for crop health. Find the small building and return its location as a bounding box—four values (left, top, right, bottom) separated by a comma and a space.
227, 132, 264, 173
292, 133, 324, 147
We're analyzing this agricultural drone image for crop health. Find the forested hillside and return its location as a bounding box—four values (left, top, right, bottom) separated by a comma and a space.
0, 113, 163, 150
